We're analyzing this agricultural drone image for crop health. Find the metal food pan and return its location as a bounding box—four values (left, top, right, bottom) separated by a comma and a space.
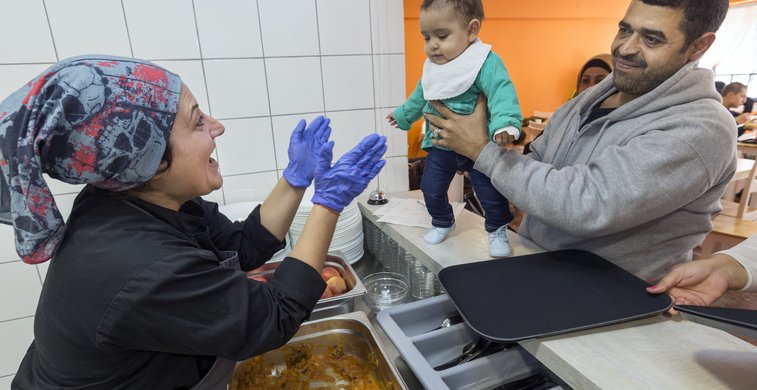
230, 311, 407, 389
247, 251, 366, 320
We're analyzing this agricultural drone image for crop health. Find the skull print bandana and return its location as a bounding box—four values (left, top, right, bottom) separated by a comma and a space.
0, 55, 181, 264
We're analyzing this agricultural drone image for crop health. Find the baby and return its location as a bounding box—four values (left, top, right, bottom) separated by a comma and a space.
387, 0, 522, 257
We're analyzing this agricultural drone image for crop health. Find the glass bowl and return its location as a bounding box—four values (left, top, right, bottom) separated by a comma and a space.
362, 272, 410, 311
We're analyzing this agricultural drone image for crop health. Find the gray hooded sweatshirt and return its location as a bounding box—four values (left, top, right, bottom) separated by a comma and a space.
474, 61, 737, 282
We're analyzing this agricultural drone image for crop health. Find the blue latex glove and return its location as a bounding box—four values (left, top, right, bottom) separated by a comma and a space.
312, 134, 387, 213
282, 116, 331, 188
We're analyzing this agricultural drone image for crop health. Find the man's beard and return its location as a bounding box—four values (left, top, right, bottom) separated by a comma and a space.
611, 48, 685, 96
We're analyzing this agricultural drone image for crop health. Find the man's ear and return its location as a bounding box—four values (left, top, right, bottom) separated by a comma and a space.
686, 32, 716, 62
467, 19, 480, 42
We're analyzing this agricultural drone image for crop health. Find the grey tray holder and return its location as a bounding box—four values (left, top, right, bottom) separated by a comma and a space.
377, 294, 547, 390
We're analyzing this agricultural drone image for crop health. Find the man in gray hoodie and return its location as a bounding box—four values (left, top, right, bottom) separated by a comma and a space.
426, 0, 736, 282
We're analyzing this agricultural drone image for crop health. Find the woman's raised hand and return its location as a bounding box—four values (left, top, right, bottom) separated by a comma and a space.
312, 134, 387, 212
282, 116, 332, 188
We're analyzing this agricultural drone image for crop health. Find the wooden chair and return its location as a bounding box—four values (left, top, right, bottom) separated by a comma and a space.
721, 158, 757, 220
698, 215, 757, 258
532, 110, 554, 120
522, 123, 544, 144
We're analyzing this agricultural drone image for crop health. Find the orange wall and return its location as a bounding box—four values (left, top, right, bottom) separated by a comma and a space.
403, 0, 629, 157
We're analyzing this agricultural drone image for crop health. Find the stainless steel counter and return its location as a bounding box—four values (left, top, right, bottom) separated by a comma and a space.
350, 251, 425, 390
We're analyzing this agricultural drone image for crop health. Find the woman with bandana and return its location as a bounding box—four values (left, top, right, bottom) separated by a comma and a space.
0, 55, 386, 389
571, 54, 613, 98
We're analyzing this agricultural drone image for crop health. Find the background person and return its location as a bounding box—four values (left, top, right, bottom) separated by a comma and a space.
571, 53, 613, 98
387, 0, 522, 256
424, 0, 735, 282
0, 55, 386, 389
745, 96, 755, 114
722, 81, 750, 126
524, 53, 614, 155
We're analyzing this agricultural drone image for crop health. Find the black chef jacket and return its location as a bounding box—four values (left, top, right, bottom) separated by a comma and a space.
12, 186, 326, 389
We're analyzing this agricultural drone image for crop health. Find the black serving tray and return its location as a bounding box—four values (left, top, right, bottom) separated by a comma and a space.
438, 250, 672, 342
675, 305, 757, 340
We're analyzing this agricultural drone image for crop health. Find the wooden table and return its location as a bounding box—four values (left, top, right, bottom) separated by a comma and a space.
737, 141, 757, 157
723, 158, 755, 201
699, 215, 757, 257
522, 124, 544, 144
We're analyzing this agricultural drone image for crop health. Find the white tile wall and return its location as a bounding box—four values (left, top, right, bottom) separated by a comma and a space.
194, 0, 263, 59
373, 54, 408, 107
381, 155, 410, 194
0, 225, 18, 263
0, 317, 35, 377
45, 0, 132, 59
216, 117, 277, 176
0, 0, 407, 382
53, 193, 81, 221
0, 375, 13, 390
202, 188, 225, 206
0, 263, 42, 320
265, 57, 324, 115
36, 262, 50, 284
370, 0, 405, 54
317, 0, 372, 55
203, 58, 270, 119
42, 174, 85, 196
258, 0, 320, 57
0, 0, 57, 63
322, 55, 375, 111
123, 0, 201, 60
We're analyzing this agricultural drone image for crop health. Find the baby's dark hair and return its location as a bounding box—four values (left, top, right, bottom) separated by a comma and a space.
421, 0, 484, 22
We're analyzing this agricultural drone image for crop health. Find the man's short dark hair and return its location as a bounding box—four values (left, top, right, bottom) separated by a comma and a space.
640, 0, 729, 47
715, 81, 726, 94
421, 0, 484, 22
722, 82, 747, 97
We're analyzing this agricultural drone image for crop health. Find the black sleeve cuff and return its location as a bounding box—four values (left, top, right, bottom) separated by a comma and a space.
270, 257, 326, 311
240, 205, 286, 270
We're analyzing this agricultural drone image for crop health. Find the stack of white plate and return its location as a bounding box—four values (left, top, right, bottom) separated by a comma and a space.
288, 200, 364, 264
217, 201, 291, 262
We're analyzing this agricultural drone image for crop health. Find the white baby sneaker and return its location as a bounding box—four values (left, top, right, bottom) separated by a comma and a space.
423, 224, 455, 244
489, 225, 512, 257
